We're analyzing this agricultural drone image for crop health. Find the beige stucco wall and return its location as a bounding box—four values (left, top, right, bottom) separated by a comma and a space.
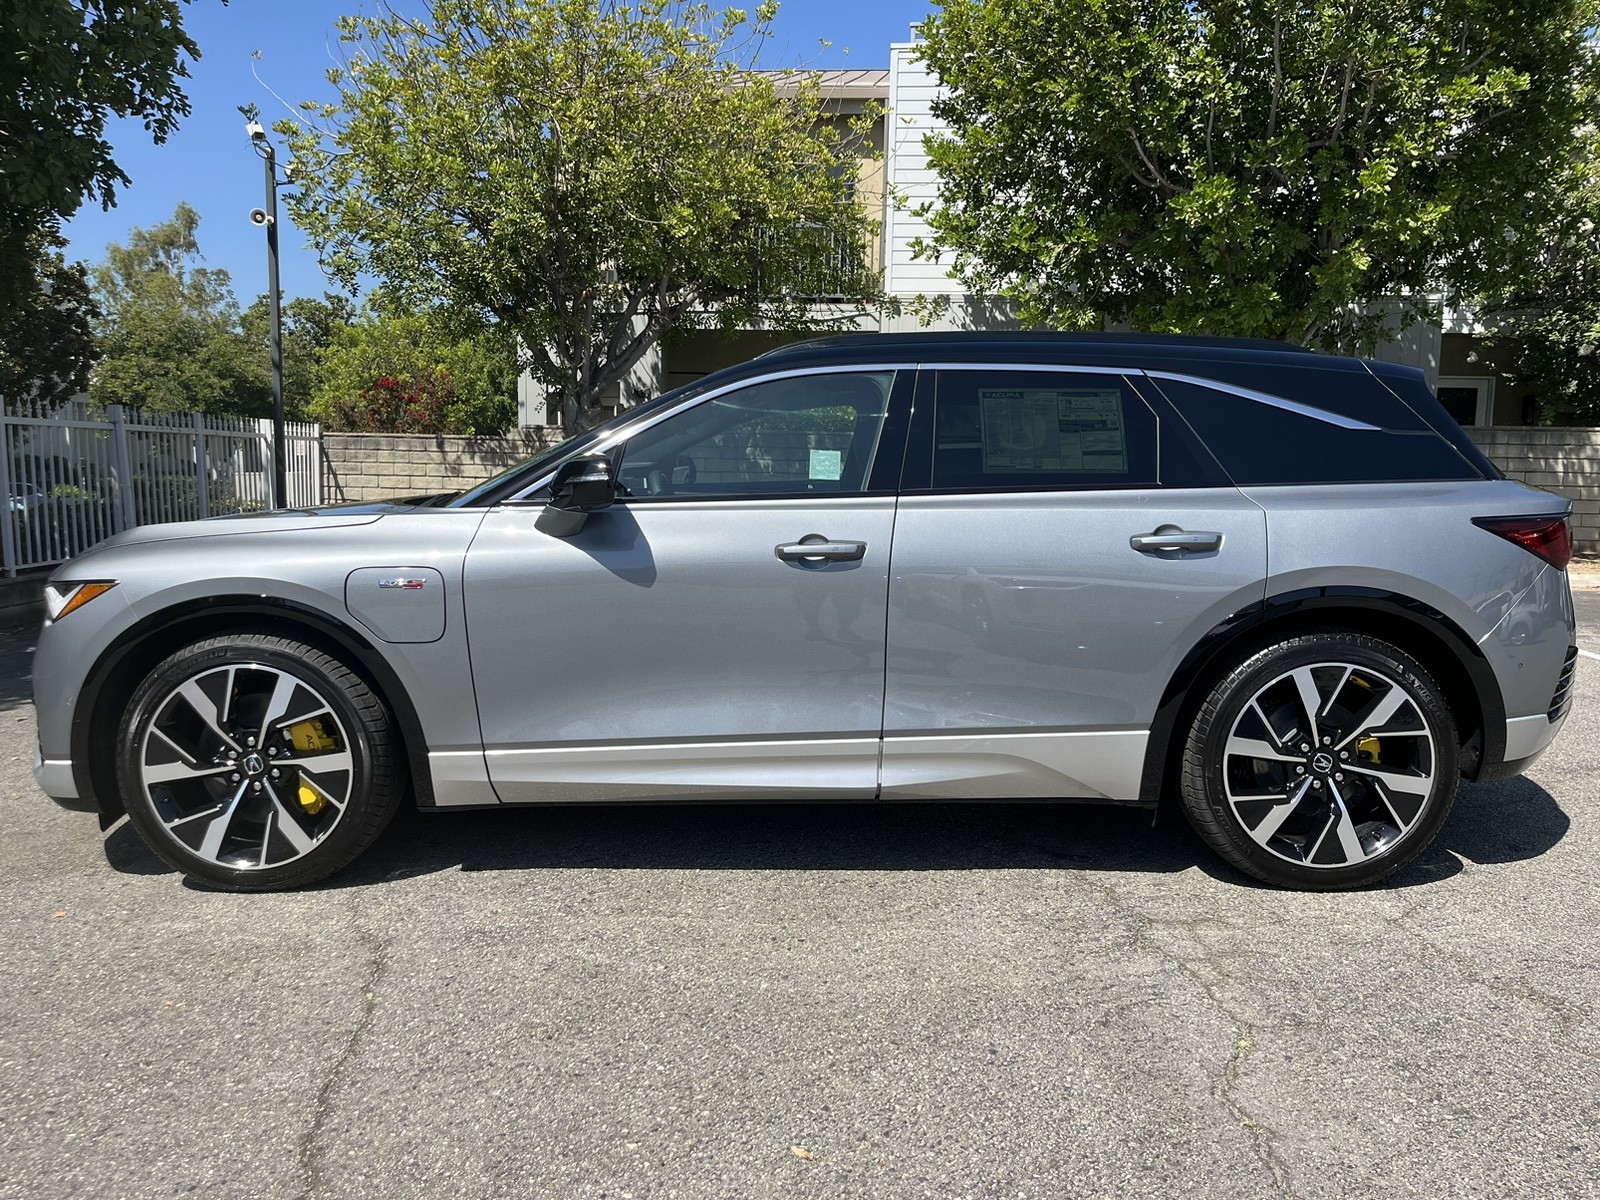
1440, 334, 1540, 426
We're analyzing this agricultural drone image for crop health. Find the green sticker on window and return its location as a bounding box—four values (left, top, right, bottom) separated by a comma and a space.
809, 448, 843, 480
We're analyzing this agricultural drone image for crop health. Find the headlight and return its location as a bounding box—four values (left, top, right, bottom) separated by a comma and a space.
44, 581, 118, 622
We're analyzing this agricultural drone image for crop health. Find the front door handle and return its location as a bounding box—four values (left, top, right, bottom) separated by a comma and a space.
1130, 526, 1224, 554
775, 534, 867, 563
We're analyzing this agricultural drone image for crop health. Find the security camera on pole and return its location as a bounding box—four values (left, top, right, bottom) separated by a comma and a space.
241, 104, 288, 510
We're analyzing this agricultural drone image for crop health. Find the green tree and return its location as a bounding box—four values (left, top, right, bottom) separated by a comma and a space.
312, 311, 518, 434
1478, 122, 1600, 425
913, 0, 1599, 351
90, 203, 271, 415
240, 292, 357, 419
283, 0, 882, 431
0, 228, 99, 408
0, 1, 209, 314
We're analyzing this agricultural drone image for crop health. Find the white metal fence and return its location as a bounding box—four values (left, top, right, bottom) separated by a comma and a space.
1, 403, 322, 576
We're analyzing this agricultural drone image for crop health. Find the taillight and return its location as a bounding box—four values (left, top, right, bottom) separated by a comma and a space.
1472, 514, 1573, 570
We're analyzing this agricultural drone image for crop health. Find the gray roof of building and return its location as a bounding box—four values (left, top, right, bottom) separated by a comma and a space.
762, 68, 890, 99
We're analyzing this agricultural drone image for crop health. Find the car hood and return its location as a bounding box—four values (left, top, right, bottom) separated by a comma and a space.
68, 502, 410, 557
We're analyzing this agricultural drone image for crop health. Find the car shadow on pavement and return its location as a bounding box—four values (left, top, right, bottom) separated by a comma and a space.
104, 800, 1203, 884
0, 626, 36, 714
356, 801, 1205, 883
98, 773, 1571, 891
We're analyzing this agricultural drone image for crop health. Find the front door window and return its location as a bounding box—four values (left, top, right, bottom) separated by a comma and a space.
616, 371, 895, 499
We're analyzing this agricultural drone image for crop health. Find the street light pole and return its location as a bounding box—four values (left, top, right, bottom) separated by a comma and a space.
246, 113, 288, 510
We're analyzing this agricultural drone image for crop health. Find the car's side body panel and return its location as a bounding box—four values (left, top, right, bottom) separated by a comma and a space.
1246, 480, 1573, 720
881, 488, 1268, 800
32, 509, 494, 809
463, 496, 897, 802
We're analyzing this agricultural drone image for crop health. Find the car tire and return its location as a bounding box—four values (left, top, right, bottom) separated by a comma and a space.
116, 634, 406, 891
1179, 630, 1459, 890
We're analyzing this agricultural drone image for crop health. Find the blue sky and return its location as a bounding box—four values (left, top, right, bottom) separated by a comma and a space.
60, 0, 934, 307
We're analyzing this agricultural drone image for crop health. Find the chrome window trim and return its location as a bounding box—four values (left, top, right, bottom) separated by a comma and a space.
503, 362, 917, 503
901, 361, 1382, 430
916, 361, 1133, 376
501, 358, 1376, 502
1142, 370, 1381, 431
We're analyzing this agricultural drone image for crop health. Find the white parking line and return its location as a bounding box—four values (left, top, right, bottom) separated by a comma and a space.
1580, 649, 1600, 661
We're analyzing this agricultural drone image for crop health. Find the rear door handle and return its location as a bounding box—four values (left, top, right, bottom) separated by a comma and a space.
775, 534, 867, 563
1130, 526, 1223, 554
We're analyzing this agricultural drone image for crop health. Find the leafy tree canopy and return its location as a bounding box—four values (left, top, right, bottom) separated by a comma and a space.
914, 0, 1600, 351
241, 292, 358, 420
283, 0, 882, 430
312, 311, 519, 435
0, 1, 209, 313
89, 202, 272, 416
1479, 113, 1600, 425
0, 228, 99, 409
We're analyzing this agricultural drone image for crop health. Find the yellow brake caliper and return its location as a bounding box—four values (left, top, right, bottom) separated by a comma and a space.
1349, 674, 1381, 764
286, 718, 341, 815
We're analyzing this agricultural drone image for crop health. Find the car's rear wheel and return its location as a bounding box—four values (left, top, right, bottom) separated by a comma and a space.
1180, 630, 1459, 890
116, 634, 405, 891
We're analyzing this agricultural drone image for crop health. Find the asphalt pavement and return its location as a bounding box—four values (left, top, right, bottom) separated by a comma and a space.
2, 593, 1598, 1199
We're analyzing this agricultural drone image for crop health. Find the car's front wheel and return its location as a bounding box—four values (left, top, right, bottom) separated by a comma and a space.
116, 634, 405, 890
1180, 630, 1460, 890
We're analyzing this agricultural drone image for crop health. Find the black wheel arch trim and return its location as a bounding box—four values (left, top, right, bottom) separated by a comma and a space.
71, 596, 437, 823
1138, 586, 1507, 805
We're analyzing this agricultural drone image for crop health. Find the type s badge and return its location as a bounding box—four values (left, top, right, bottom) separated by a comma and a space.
345, 568, 446, 643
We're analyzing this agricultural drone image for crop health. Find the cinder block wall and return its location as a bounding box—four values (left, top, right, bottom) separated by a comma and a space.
1468, 428, 1599, 552
322, 429, 563, 502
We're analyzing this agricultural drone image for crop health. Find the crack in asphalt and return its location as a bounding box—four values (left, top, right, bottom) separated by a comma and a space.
1385, 893, 1599, 1065
1215, 1025, 1297, 1200
1083, 877, 1300, 1200
297, 910, 389, 1200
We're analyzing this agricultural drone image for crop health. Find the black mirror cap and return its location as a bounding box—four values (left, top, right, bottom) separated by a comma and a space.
550, 454, 616, 512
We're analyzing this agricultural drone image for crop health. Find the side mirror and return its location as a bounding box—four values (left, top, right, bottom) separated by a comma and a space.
536, 453, 616, 537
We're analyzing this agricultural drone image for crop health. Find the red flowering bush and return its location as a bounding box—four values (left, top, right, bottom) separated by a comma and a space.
320, 369, 468, 434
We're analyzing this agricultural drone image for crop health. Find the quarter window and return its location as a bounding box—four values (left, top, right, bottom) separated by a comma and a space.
616, 371, 894, 499
1153, 378, 1479, 486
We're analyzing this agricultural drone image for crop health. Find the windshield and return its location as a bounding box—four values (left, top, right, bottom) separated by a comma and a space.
447, 372, 734, 507
447, 427, 602, 507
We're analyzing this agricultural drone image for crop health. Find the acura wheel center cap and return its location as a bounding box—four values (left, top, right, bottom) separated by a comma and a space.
243, 753, 266, 777
1311, 751, 1334, 774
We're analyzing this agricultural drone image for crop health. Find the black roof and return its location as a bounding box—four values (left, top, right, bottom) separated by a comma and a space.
754, 330, 1336, 372
763, 331, 1308, 356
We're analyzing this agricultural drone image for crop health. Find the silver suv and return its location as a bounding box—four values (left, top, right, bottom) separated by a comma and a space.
32, 333, 1577, 891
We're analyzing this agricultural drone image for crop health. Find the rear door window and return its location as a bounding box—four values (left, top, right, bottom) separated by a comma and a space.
912, 369, 1226, 491
924, 370, 1159, 491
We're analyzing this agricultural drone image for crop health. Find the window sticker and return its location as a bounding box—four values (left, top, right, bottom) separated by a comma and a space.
978, 387, 1128, 473
809, 448, 843, 480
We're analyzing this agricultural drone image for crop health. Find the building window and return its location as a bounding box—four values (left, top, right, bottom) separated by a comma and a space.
1436, 377, 1493, 427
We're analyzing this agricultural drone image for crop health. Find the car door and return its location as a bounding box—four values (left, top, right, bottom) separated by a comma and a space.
464, 366, 912, 802
882, 364, 1268, 801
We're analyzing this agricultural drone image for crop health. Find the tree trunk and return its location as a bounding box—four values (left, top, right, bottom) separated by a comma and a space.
561, 389, 587, 434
